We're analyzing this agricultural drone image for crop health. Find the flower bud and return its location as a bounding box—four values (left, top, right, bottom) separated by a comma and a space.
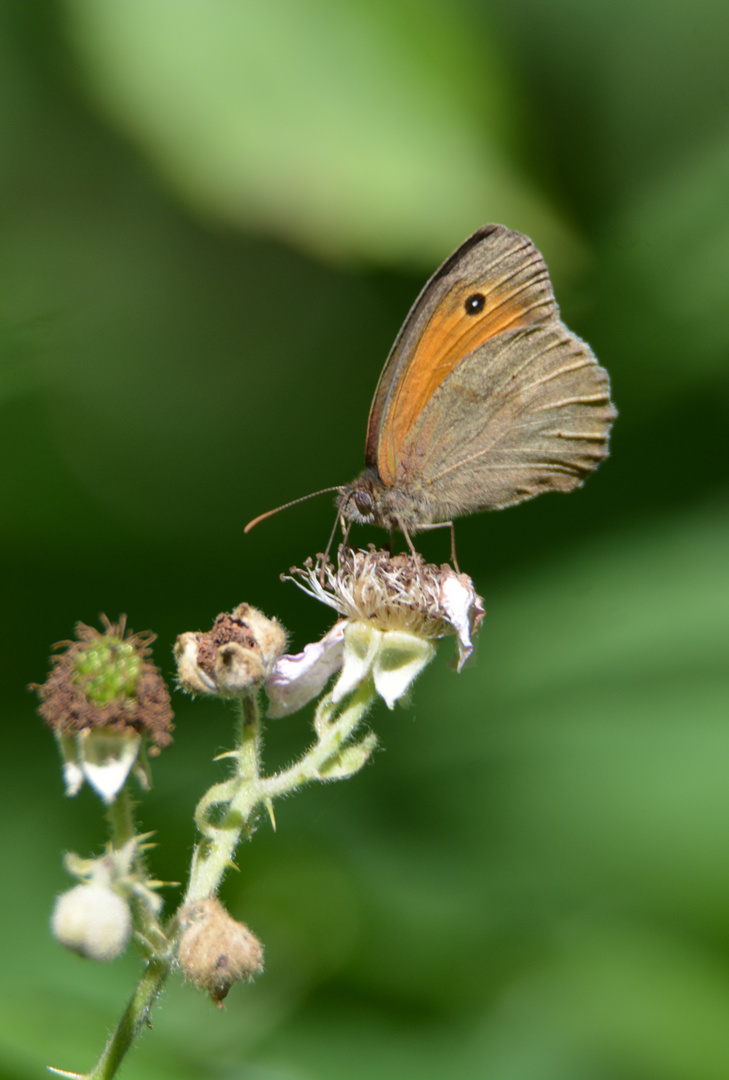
177, 898, 264, 1005
51, 882, 132, 962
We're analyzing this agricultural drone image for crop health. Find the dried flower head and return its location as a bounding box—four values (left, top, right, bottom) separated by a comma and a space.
177, 897, 264, 1006
33, 616, 173, 745
289, 547, 484, 655
175, 603, 287, 698
31, 616, 174, 802
266, 546, 484, 716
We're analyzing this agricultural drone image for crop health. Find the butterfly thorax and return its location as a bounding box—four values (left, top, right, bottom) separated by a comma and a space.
338, 468, 435, 534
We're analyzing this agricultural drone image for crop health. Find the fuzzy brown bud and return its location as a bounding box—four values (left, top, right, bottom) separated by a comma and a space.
177, 898, 264, 1006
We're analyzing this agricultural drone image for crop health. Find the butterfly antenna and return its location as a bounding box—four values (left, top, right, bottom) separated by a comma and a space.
244, 486, 342, 533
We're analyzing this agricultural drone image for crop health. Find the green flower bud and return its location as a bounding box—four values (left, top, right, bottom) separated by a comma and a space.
72, 636, 143, 705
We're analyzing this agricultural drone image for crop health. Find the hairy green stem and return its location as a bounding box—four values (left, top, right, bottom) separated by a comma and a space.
184, 692, 262, 903
262, 680, 375, 798
105, 786, 136, 849
60, 957, 170, 1080
105, 786, 167, 955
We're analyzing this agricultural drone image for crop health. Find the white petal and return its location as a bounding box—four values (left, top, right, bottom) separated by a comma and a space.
55, 733, 84, 797
79, 730, 142, 804
62, 759, 85, 798
371, 630, 436, 709
439, 568, 485, 670
331, 622, 383, 703
265, 621, 346, 718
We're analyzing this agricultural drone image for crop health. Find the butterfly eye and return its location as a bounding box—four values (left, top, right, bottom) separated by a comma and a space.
464, 293, 486, 315
354, 490, 374, 514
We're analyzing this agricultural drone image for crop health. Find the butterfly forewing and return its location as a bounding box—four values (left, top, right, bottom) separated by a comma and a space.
366, 226, 558, 485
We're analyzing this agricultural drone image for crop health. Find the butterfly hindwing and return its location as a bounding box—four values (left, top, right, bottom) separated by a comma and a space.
397, 319, 615, 515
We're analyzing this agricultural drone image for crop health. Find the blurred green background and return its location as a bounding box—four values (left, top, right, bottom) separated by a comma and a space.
2, 1, 728, 1077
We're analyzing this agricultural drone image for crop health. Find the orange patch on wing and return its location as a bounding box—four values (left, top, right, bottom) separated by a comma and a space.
378, 279, 543, 483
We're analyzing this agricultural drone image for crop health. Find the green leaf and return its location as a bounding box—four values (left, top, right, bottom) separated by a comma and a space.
61, 0, 572, 265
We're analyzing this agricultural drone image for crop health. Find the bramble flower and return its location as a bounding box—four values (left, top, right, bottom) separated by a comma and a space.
266, 547, 484, 717
175, 603, 286, 697
31, 617, 173, 803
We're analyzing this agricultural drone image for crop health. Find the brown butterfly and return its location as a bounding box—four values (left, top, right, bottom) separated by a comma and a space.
246, 225, 616, 557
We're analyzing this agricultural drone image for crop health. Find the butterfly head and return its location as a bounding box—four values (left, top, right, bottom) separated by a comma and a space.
337, 469, 381, 525
337, 468, 434, 537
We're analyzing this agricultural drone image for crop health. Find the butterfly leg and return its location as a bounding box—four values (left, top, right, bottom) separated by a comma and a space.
395, 516, 419, 558
448, 522, 460, 573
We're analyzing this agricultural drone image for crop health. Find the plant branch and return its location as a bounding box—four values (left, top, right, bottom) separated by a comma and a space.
73, 680, 375, 1080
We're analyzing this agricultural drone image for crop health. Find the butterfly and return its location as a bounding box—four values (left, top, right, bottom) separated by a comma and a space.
247, 225, 616, 557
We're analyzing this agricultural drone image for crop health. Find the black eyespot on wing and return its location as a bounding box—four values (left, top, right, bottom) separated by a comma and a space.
464, 293, 486, 315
